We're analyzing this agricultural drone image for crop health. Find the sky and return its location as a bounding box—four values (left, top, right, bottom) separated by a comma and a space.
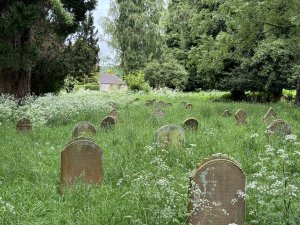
93, 0, 116, 66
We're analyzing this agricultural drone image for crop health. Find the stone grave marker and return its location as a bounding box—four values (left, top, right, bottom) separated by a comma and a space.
153, 108, 165, 119
263, 107, 276, 124
222, 110, 232, 117
185, 103, 193, 109
16, 118, 32, 133
109, 109, 118, 118
184, 118, 198, 130
155, 124, 185, 148
101, 116, 116, 128
235, 109, 247, 125
266, 119, 291, 136
61, 139, 103, 193
188, 154, 246, 225
72, 121, 96, 139
145, 100, 154, 106
157, 100, 167, 108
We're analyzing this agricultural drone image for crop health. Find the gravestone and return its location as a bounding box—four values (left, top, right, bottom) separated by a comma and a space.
155, 124, 185, 147
109, 109, 118, 118
16, 118, 32, 133
61, 139, 103, 193
263, 107, 276, 124
153, 108, 165, 119
185, 103, 193, 109
266, 119, 291, 136
157, 100, 167, 108
72, 121, 96, 138
145, 100, 154, 106
235, 109, 247, 125
184, 118, 198, 130
222, 110, 232, 117
101, 116, 116, 128
188, 154, 246, 225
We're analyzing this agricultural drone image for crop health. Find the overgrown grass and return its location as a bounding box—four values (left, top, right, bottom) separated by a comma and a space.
0, 90, 299, 225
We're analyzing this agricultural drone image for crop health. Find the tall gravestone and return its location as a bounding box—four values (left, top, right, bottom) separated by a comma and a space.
184, 118, 198, 130
235, 109, 247, 125
263, 107, 276, 124
61, 139, 103, 193
153, 108, 165, 119
16, 118, 32, 133
155, 124, 185, 148
101, 116, 116, 128
266, 119, 291, 136
188, 154, 246, 225
72, 121, 96, 138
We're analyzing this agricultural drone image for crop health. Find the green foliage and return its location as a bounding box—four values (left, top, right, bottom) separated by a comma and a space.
124, 71, 151, 92
144, 56, 188, 90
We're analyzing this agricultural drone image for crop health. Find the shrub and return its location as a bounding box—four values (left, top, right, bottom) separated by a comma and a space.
124, 71, 151, 92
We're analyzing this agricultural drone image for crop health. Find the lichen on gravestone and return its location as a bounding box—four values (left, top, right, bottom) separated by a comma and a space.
155, 124, 185, 148
72, 121, 96, 139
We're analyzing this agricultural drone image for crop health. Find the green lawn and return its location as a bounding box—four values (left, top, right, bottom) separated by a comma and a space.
1, 90, 299, 225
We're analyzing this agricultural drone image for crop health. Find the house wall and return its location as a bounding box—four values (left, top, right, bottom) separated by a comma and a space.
100, 84, 128, 91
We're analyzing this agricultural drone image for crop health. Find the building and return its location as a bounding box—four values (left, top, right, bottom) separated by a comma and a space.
99, 73, 127, 91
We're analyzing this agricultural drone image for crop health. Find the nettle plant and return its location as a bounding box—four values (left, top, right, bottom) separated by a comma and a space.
246, 135, 300, 225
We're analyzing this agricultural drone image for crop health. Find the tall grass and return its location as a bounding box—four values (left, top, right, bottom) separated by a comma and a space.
0, 90, 299, 225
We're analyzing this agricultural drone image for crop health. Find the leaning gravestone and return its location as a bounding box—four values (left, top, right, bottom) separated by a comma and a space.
155, 124, 185, 148
266, 119, 291, 136
153, 108, 165, 119
72, 121, 96, 139
101, 116, 116, 128
235, 109, 247, 125
263, 107, 276, 124
16, 118, 32, 133
188, 154, 246, 225
222, 110, 232, 117
157, 100, 167, 108
184, 118, 198, 130
61, 139, 103, 193
185, 103, 193, 109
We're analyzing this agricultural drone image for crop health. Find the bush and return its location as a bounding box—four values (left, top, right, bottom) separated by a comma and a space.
124, 71, 151, 92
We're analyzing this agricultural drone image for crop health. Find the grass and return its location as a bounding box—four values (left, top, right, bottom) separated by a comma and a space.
0, 90, 299, 225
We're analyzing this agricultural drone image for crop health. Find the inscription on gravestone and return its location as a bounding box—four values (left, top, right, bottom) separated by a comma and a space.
72, 121, 96, 139
184, 118, 198, 130
16, 118, 32, 133
155, 124, 185, 148
61, 139, 103, 193
188, 154, 246, 225
235, 109, 247, 125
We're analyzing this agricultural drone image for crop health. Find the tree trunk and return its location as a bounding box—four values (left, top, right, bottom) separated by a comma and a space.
295, 75, 300, 106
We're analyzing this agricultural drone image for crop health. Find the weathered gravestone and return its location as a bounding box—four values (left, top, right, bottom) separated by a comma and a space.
188, 154, 246, 225
145, 100, 154, 106
222, 110, 232, 117
101, 116, 116, 128
16, 118, 32, 133
157, 100, 167, 108
235, 109, 247, 125
72, 121, 96, 139
185, 103, 193, 109
184, 118, 198, 130
266, 119, 291, 136
109, 109, 118, 118
155, 124, 185, 147
61, 139, 103, 193
153, 108, 165, 119
263, 107, 276, 124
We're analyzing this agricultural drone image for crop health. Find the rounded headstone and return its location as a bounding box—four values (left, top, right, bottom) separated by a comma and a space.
109, 109, 118, 118
155, 124, 185, 148
145, 100, 154, 106
16, 118, 32, 133
101, 116, 116, 128
72, 121, 96, 139
61, 139, 103, 193
185, 103, 193, 109
157, 100, 167, 108
188, 154, 246, 225
266, 119, 291, 136
222, 110, 232, 117
235, 109, 247, 125
184, 118, 198, 130
153, 108, 165, 119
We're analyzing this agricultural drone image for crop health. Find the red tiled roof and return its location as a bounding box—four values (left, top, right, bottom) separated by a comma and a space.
99, 73, 126, 85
